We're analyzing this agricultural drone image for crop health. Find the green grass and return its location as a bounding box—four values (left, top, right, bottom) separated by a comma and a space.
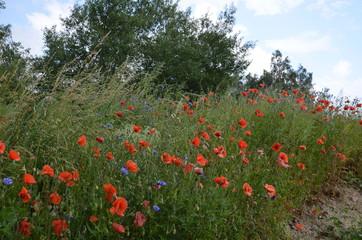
0, 69, 361, 239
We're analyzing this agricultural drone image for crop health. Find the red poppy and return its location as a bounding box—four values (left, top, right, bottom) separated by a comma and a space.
196, 153, 208, 166
244, 130, 252, 136
260, 84, 265, 88
78, 135, 86, 146
126, 160, 138, 173
296, 224, 303, 229
271, 142, 282, 152
18, 187, 31, 203
359, 120, 362, 125
134, 212, 147, 228
161, 153, 172, 164
139, 140, 150, 150
191, 136, 201, 147
143, 200, 150, 208
121, 100, 126, 105
243, 183, 252, 196
110, 197, 128, 216
50, 192, 62, 204
149, 128, 156, 134
107, 152, 114, 160
242, 157, 249, 164
316, 139, 324, 144
202, 132, 210, 140
214, 131, 222, 138
95, 136, 104, 143
66, 181, 75, 187
299, 145, 306, 150
182, 104, 189, 110
242, 91, 248, 96
297, 163, 305, 169
52, 219, 68, 236
104, 184, 117, 202
41, 165, 54, 177
18, 218, 32, 235
89, 216, 99, 222
133, 125, 142, 133
214, 145, 227, 158
238, 140, 248, 150
183, 164, 194, 173
239, 118, 247, 128
9, 150, 20, 161
59, 171, 73, 182
198, 118, 205, 123
0, 140, 5, 154
112, 223, 125, 233
214, 176, 229, 188
23, 174, 36, 184
279, 152, 288, 163
115, 111, 124, 117
278, 112, 285, 117
128, 106, 134, 111
265, 184, 276, 197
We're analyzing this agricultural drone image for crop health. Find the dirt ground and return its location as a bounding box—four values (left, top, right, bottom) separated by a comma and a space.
286, 183, 362, 240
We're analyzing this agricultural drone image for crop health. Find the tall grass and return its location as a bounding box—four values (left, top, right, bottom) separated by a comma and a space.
0, 65, 361, 239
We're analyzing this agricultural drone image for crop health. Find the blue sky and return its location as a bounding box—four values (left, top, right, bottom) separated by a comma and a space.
2, 0, 362, 99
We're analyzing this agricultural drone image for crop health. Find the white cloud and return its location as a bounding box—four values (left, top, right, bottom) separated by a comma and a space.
309, 0, 349, 19
314, 75, 362, 100
247, 46, 271, 75
12, 0, 74, 56
333, 60, 351, 76
241, 0, 305, 15
265, 31, 332, 54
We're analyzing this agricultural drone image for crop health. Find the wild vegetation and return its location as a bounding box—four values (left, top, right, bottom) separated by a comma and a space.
1, 0, 361, 239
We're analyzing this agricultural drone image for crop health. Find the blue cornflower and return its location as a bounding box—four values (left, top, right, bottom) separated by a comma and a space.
3, 177, 13, 185
158, 97, 162, 100
103, 125, 108, 129
161, 85, 165, 89
65, 214, 74, 220
118, 137, 124, 140
184, 154, 188, 160
157, 181, 167, 186
121, 167, 129, 175
153, 206, 160, 211
170, 77, 174, 80
200, 174, 206, 178
152, 150, 158, 154
97, 112, 101, 114
106, 123, 112, 126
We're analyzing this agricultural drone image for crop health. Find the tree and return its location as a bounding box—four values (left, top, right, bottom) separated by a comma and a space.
244, 50, 313, 93
39, 0, 253, 93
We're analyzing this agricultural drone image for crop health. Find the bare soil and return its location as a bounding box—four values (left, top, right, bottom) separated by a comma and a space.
286, 183, 362, 240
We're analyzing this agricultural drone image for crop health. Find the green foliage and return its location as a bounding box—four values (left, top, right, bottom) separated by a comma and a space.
245, 50, 313, 93
38, 0, 253, 93
0, 65, 361, 239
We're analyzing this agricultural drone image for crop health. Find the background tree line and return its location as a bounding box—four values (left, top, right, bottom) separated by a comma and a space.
1, 0, 313, 95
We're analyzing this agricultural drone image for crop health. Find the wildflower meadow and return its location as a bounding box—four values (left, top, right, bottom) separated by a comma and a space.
0, 73, 361, 239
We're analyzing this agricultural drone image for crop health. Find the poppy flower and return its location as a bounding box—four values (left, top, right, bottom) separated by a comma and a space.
330, 146, 336, 151
18, 218, 32, 235
196, 153, 208, 166
359, 120, 362, 125
121, 100, 126, 105
271, 142, 282, 152
95, 136, 104, 143
183, 164, 194, 173
72, 169, 80, 181
128, 106, 134, 111
143, 200, 150, 208
41, 165, 54, 177
265, 184, 276, 197
134, 212, 147, 228
107, 152, 114, 160
112, 223, 125, 233
213, 146, 227, 158
278, 112, 285, 117
296, 224, 303, 229
59, 171, 73, 182
243, 183, 252, 196
299, 145, 306, 150
282, 90, 288, 96
89, 216, 99, 222
52, 219, 68, 236
279, 152, 288, 163
242, 91, 248, 96
297, 163, 305, 169
149, 128, 156, 134
66, 181, 75, 187
214, 176, 229, 188
50, 192, 61, 204
229, 137, 236, 142
213, 131, 222, 138
191, 136, 201, 147
9, 150, 20, 161
202, 132, 210, 140
139, 140, 150, 150
244, 130, 252, 136
242, 157, 249, 164
115, 111, 124, 117
239, 118, 247, 128
110, 197, 128, 216
23, 174, 36, 184
238, 140, 248, 150
0, 141, 5, 154
260, 84, 265, 88
126, 160, 138, 173
207, 125, 213, 130
18, 186, 31, 203
198, 118, 205, 123
78, 135, 86, 146
230, 125, 235, 131
104, 184, 117, 202
133, 125, 142, 133
316, 139, 324, 144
